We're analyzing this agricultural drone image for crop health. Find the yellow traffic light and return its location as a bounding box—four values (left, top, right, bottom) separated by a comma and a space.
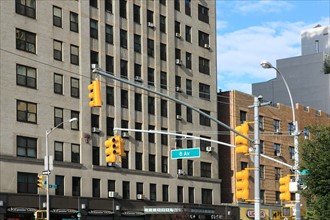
236, 169, 249, 200
279, 175, 291, 201
88, 79, 102, 107
235, 122, 249, 154
117, 136, 126, 163
37, 175, 44, 189
105, 137, 117, 163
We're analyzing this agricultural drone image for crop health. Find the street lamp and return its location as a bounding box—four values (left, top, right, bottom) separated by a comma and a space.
260, 60, 301, 220
45, 117, 78, 220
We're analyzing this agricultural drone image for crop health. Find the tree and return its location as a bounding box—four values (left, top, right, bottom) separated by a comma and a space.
301, 125, 330, 219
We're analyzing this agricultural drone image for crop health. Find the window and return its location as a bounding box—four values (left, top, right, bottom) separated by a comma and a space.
71, 111, 79, 130
17, 100, 37, 123
186, 25, 191, 42
161, 156, 168, 173
147, 39, 154, 57
136, 152, 142, 170
120, 0, 127, 18
147, 10, 153, 23
201, 162, 211, 178
198, 4, 209, 23
121, 89, 128, 108
148, 125, 155, 143
176, 132, 182, 148
106, 86, 114, 105
289, 146, 294, 159
177, 159, 182, 170
105, 24, 113, 44
71, 144, 80, 163
53, 40, 62, 61
108, 180, 115, 192
90, 0, 97, 8
149, 154, 155, 172
16, 29, 36, 54
259, 116, 264, 130
175, 48, 181, 60
70, 12, 78, 32
106, 117, 114, 136
92, 146, 100, 165
150, 184, 156, 201
160, 43, 166, 61
72, 176, 80, 196
134, 34, 141, 53
17, 64, 36, 89
120, 29, 127, 48
160, 71, 167, 89
92, 178, 100, 197
161, 127, 168, 145
185, 0, 191, 15
260, 140, 264, 154
17, 172, 37, 194
274, 143, 281, 156
17, 136, 37, 158
106, 55, 114, 73
175, 21, 180, 34
54, 107, 63, 128
91, 50, 98, 65
162, 185, 169, 201
148, 96, 155, 115
260, 165, 265, 179
134, 63, 141, 78
202, 188, 212, 204
174, 0, 180, 11
186, 79, 192, 95
54, 141, 63, 161
187, 133, 193, 148
123, 181, 130, 199
175, 75, 181, 88
187, 160, 193, 176
105, 0, 112, 12
240, 111, 247, 124
54, 73, 63, 94
135, 123, 142, 141
160, 15, 166, 33
135, 93, 142, 112
160, 0, 166, 5
133, 4, 140, 23
121, 59, 128, 78
199, 83, 210, 100
122, 151, 129, 169
187, 107, 193, 123
176, 103, 181, 117
199, 57, 210, 75
71, 77, 79, 98
241, 162, 248, 170
137, 182, 143, 194
91, 114, 99, 128
189, 187, 194, 204
288, 123, 294, 135
70, 45, 79, 65
261, 190, 265, 204
199, 31, 209, 47
304, 127, 309, 139
200, 109, 210, 126
275, 167, 281, 181
16, 0, 36, 18
200, 136, 211, 152
177, 186, 183, 203
186, 52, 192, 69
53, 6, 62, 27
275, 191, 280, 204
148, 68, 155, 86
161, 99, 167, 117
274, 119, 280, 132
55, 175, 64, 195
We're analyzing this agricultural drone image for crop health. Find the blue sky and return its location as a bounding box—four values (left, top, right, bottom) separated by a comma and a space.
216, 0, 330, 94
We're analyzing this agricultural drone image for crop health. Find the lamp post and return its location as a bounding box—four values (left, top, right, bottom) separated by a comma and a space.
45, 117, 78, 220
260, 60, 301, 220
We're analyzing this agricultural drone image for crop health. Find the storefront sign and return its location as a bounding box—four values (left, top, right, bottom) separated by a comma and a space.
144, 207, 183, 214
51, 209, 78, 214
88, 210, 114, 215
121, 211, 145, 216
191, 208, 215, 214
246, 209, 266, 218
7, 207, 37, 213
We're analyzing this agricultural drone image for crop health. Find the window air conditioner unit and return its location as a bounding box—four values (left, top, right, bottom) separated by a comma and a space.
175, 86, 182, 92
178, 169, 185, 176
276, 152, 282, 157
175, 33, 181, 38
206, 146, 214, 152
137, 194, 144, 200
92, 127, 100, 133
275, 128, 281, 134
108, 191, 118, 198
122, 131, 129, 138
176, 115, 183, 120
204, 44, 210, 49
175, 59, 182, 65
134, 76, 143, 82
147, 22, 154, 28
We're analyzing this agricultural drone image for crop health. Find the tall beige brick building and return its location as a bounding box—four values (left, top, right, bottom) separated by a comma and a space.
0, 0, 241, 220
218, 90, 330, 218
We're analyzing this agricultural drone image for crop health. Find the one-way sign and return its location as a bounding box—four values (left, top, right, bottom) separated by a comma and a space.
42, 170, 51, 176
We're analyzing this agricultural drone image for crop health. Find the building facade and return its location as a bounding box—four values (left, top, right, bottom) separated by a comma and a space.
0, 0, 241, 220
218, 90, 330, 219
252, 25, 330, 114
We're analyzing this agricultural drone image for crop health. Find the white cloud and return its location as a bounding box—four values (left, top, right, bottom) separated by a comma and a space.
234, 0, 293, 14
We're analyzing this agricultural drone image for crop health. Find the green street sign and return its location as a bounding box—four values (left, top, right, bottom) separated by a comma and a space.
171, 148, 200, 159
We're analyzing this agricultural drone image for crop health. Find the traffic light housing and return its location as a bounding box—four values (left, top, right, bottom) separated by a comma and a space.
117, 136, 126, 163
279, 175, 291, 201
235, 122, 249, 154
37, 175, 44, 189
105, 135, 126, 163
88, 79, 102, 107
236, 169, 249, 200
